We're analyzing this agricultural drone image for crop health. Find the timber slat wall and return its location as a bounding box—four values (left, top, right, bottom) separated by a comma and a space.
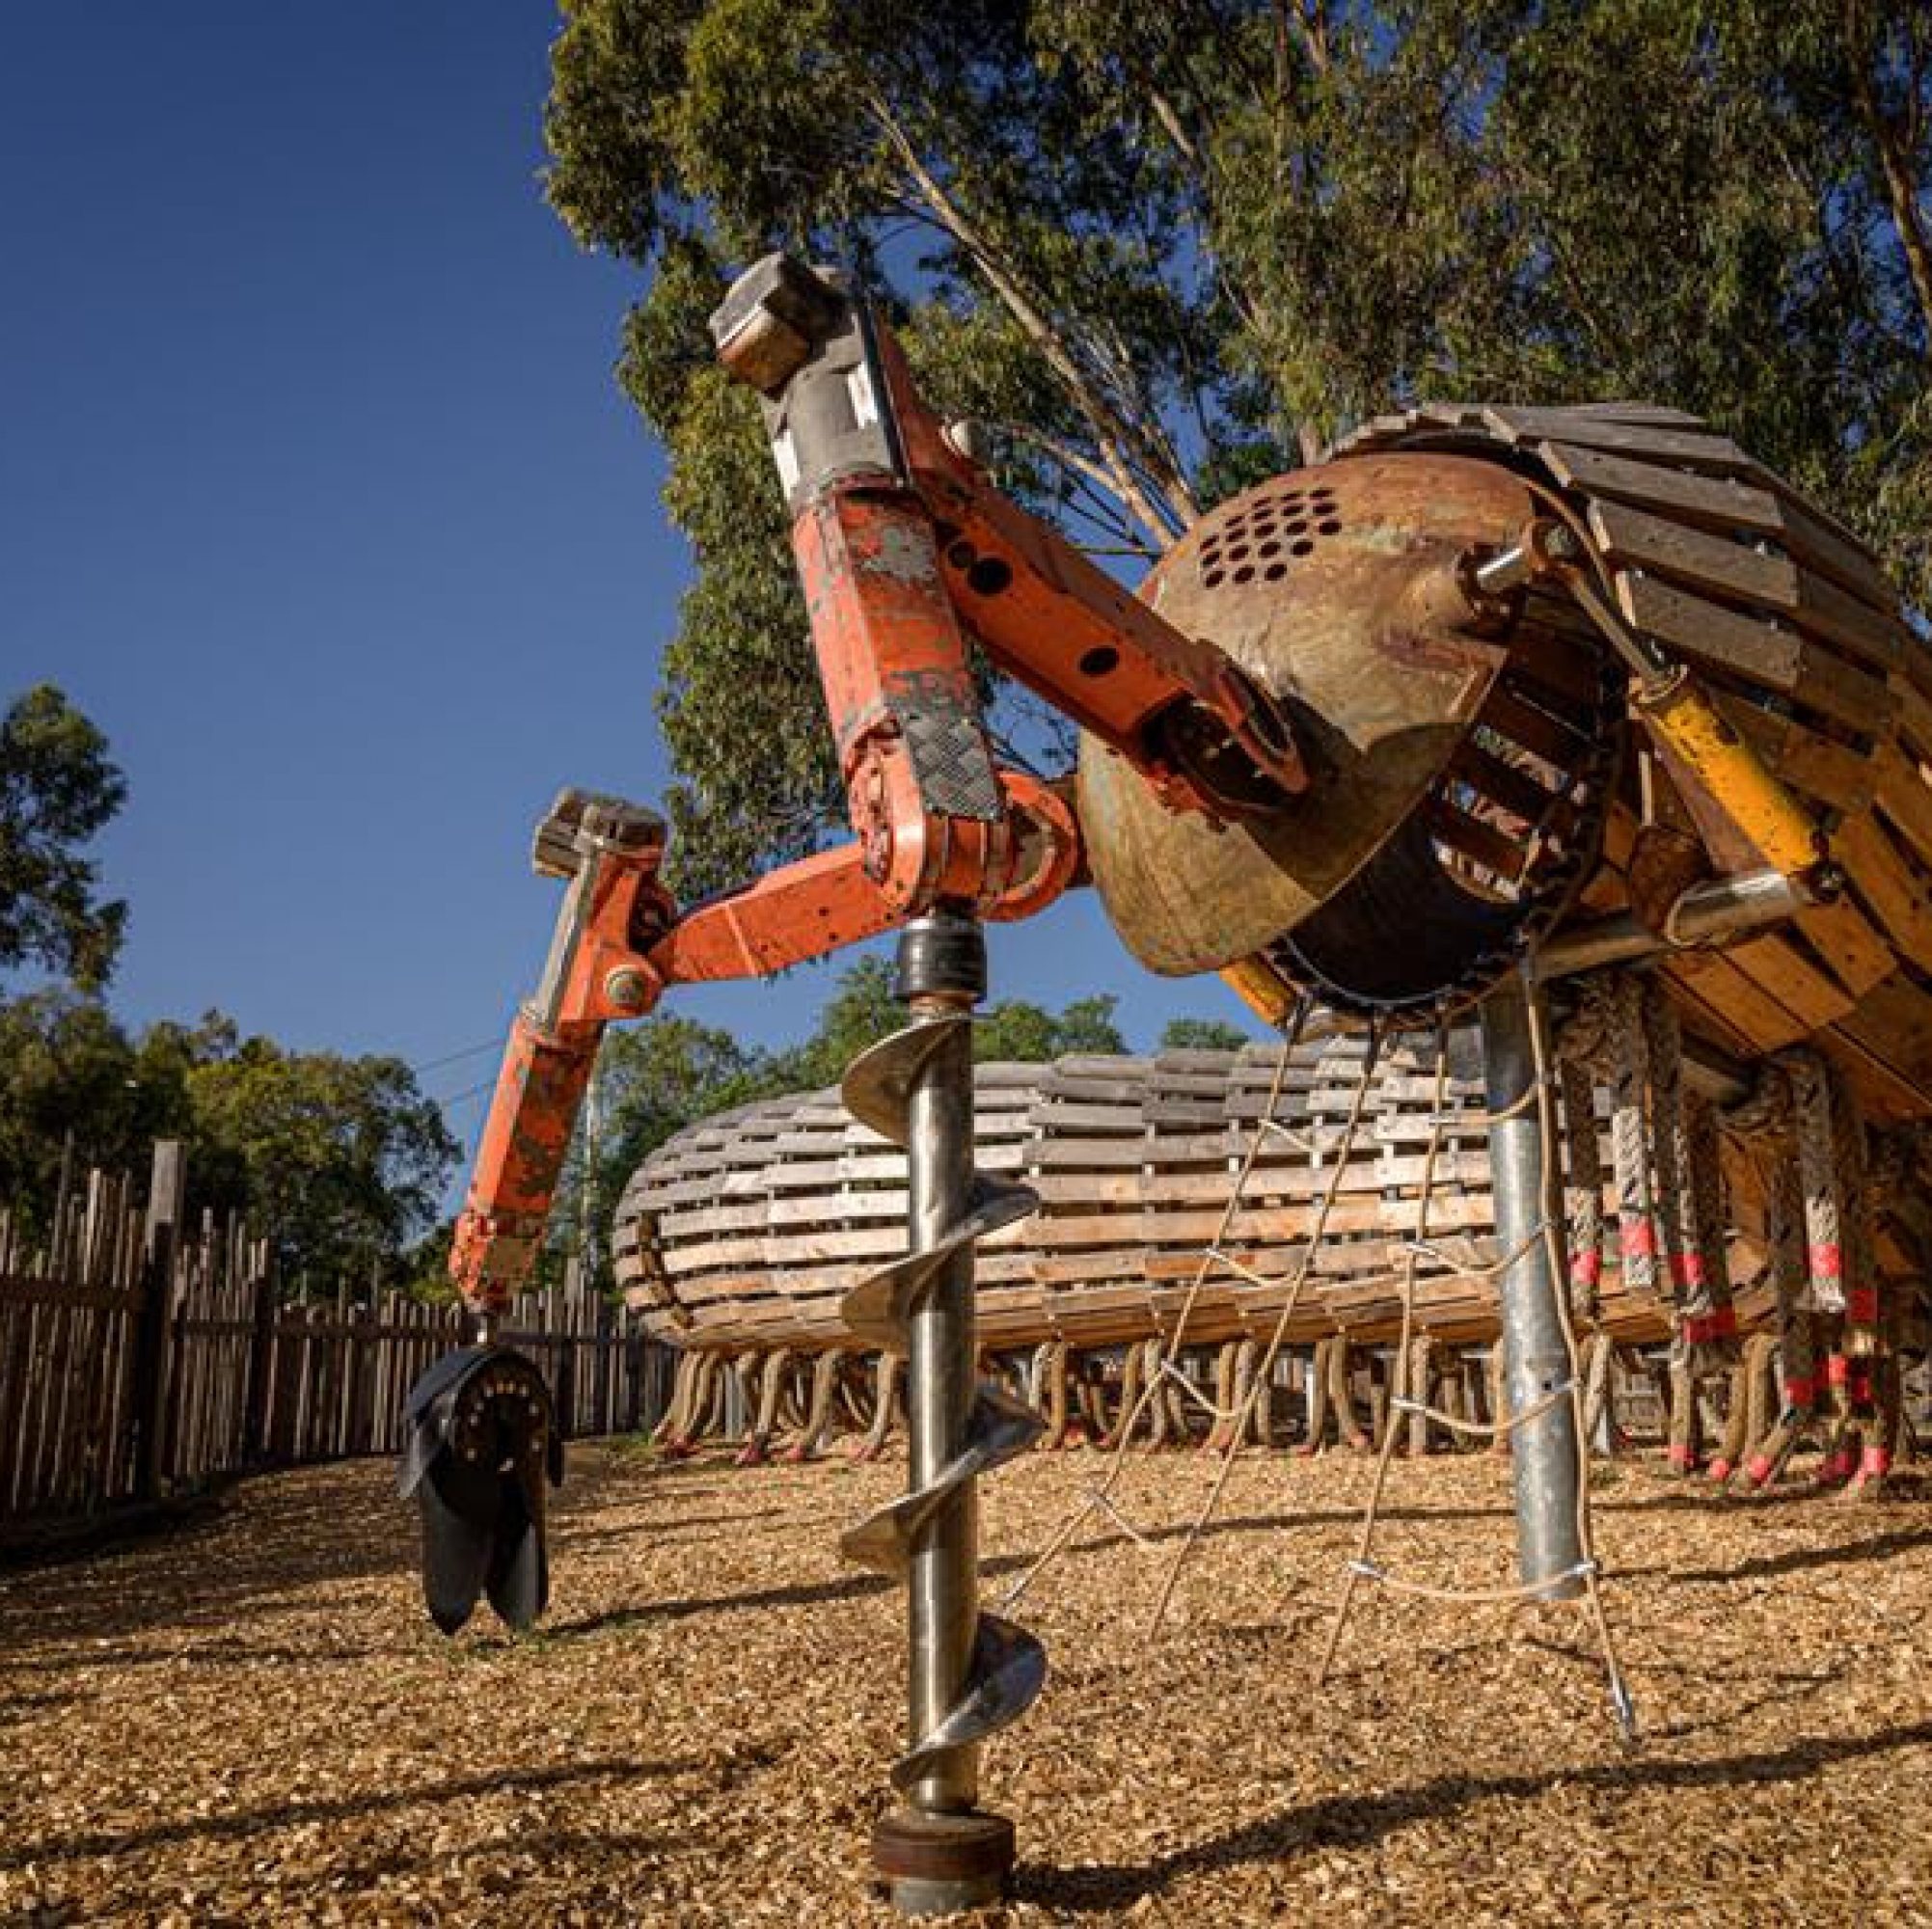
0, 1166, 667, 1535
616, 1030, 1898, 1357
615, 1036, 1532, 1354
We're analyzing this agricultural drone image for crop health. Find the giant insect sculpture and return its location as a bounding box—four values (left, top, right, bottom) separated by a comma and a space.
404, 251, 1924, 1913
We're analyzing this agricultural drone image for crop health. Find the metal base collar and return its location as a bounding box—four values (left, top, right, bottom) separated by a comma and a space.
872, 1807, 1016, 1916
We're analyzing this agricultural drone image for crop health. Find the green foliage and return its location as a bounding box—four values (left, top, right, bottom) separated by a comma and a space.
0, 992, 457, 1289
185, 1040, 459, 1285
0, 992, 194, 1208
538, 1008, 779, 1291
0, 678, 454, 1287
0, 686, 128, 991
977, 992, 1124, 1061
600, 1013, 772, 1166
546, 1, 1227, 893
1158, 1016, 1251, 1053
546, 0, 1932, 892
755, 955, 1125, 1082
771, 955, 904, 1089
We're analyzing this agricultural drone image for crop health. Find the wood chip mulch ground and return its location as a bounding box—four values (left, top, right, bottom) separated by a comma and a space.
6, 1439, 1932, 1925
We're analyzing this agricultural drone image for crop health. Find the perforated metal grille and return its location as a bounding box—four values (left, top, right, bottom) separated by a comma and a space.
1197, 479, 1347, 590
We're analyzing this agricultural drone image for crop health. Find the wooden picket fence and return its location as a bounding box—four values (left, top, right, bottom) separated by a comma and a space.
0, 1146, 673, 1538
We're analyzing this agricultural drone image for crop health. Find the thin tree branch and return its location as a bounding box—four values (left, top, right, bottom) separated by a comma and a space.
864, 94, 1191, 544
1844, 0, 1932, 353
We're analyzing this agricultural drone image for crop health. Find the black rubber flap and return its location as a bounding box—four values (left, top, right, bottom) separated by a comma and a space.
398, 1345, 562, 1634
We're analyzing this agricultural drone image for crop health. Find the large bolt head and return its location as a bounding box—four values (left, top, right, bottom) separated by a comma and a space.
604, 967, 652, 1013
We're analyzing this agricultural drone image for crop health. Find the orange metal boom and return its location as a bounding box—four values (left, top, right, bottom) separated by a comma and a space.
450, 252, 1297, 1314
449, 776, 1077, 1313
712, 255, 1307, 827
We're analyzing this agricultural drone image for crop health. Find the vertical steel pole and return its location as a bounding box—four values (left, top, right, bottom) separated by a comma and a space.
1481, 969, 1586, 1600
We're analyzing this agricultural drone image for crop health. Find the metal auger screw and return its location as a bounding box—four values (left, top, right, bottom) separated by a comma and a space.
836, 909, 1045, 1916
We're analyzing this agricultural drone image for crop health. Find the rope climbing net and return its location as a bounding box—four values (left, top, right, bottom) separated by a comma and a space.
1313, 981, 1635, 1738
999, 977, 1638, 1741
629, 958, 1919, 1724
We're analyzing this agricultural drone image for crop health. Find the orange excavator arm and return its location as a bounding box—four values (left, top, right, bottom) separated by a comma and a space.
449, 779, 1073, 1315
449, 254, 1310, 1317
710, 254, 1307, 830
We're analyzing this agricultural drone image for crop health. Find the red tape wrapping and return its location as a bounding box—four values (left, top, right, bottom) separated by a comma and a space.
1682, 1307, 1737, 1345
1671, 1252, 1710, 1291
1620, 1218, 1658, 1259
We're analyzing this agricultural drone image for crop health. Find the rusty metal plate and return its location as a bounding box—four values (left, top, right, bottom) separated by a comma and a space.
1078, 451, 1537, 977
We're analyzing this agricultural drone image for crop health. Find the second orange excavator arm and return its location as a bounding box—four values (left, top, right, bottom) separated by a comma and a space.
449, 774, 1077, 1316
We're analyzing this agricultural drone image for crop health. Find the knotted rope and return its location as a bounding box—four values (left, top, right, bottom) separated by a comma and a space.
1558, 1052, 1606, 1322
1786, 1049, 1845, 1318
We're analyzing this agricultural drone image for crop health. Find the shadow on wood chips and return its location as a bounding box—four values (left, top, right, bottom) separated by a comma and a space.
5, 1442, 1932, 1923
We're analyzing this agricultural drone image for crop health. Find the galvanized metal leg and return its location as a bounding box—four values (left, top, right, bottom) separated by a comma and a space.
1481, 971, 1586, 1600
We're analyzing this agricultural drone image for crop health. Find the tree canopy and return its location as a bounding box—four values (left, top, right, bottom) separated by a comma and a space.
0, 992, 197, 1206
545, 0, 1932, 895
0, 992, 458, 1287
1159, 1015, 1252, 1052
0, 685, 128, 991
0, 688, 458, 1288
186, 1037, 459, 1285
755, 955, 1127, 1089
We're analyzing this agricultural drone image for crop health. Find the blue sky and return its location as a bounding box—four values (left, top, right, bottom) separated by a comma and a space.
3, 6, 1259, 1160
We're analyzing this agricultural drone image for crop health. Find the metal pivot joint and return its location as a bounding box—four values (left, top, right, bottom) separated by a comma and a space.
1481, 970, 1587, 1600
837, 910, 1046, 1915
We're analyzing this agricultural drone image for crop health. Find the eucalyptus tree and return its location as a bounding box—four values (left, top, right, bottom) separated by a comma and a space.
545, 0, 1930, 893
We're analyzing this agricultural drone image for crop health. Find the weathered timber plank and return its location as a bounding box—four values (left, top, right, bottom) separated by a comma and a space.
1873, 739, 1932, 872
1540, 443, 1785, 535
1720, 696, 1874, 818
1724, 932, 1855, 1032
1483, 408, 1758, 475
1618, 574, 1892, 737
1832, 976, 1932, 1115
1834, 812, 1932, 961
1661, 949, 1810, 1052
1794, 895, 1896, 999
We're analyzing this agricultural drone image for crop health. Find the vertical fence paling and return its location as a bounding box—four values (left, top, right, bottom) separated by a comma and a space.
0, 1162, 675, 1531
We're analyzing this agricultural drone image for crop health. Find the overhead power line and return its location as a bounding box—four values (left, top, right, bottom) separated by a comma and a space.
433, 1076, 497, 1115
411, 1039, 503, 1078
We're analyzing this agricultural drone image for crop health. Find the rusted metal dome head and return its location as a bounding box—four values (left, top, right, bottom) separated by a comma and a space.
1077, 451, 1620, 1017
